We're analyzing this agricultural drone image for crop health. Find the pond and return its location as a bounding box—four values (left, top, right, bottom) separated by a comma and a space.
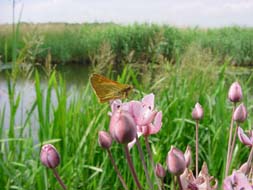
0, 63, 91, 131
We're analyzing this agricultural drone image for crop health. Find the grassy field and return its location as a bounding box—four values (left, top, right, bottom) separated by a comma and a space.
0, 23, 253, 66
1, 56, 253, 189
1, 23, 253, 189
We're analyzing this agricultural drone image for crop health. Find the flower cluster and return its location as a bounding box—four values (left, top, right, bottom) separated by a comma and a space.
109, 93, 162, 146
39, 81, 253, 190
223, 81, 253, 190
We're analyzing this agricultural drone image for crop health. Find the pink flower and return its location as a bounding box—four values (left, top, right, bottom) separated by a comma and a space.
98, 131, 113, 149
238, 127, 253, 147
132, 94, 162, 136
228, 82, 243, 103
166, 146, 186, 176
233, 103, 247, 123
239, 162, 250, 175
155, 163, 166, 179
180, 163, 218, 190
223, 171, 252, 190
192, 102, 204, 120
109, 110, 137, 144
110, 93, 162, 148
184, 145, 192, 168
40, 144, 60, 169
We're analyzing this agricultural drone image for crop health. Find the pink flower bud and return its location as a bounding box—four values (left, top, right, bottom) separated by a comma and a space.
184, 146, 192, 168
155, 163, 166, 179
192, 102, 204, 120
228, 82, 242, 102
40, 144, 60, 169
98, 131, 112, 149
238, 127, 253, 146
109, 110, 137, 144
166, 146, 186, 176
239, 162, 250, 175
233, 103, 247, 123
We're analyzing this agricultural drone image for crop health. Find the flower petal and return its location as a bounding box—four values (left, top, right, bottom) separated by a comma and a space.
142, 93, 155, 110
148, 111, 162, 135
127, 132, 142, 149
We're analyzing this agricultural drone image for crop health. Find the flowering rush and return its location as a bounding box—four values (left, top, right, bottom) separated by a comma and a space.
109, 93, 162, 148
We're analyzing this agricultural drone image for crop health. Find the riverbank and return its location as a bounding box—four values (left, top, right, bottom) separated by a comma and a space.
1, 23, 253, 66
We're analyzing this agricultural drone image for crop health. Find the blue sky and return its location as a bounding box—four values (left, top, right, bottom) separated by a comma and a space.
1, 0, 253, 27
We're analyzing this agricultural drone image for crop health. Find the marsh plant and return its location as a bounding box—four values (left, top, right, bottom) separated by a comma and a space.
92, 81, 253, 190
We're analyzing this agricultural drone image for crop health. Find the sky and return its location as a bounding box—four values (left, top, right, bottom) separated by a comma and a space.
0, 0, 253, 27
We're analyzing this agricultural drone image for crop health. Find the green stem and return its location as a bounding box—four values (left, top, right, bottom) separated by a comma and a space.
195, 120, 199, 177
124, 145, 142, 189
107, 149, 129, 190
145, 136, 162, 190
246, 146, 253, 174
52, 168, 67, 190
177, 175, 183, 190
225, 104, 236, 177
227, 124, 239, 172
135, 136, 154, 190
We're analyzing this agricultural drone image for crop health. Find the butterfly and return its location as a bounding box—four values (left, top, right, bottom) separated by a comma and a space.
90, 73, 133, 103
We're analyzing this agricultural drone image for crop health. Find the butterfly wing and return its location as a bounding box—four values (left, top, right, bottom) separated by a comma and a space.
90, 74, 131, 103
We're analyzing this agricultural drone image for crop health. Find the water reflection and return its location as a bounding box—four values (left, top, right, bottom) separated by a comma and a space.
0, 63, 90, 131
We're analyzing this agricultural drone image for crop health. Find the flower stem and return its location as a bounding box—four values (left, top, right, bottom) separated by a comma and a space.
124, 145, 142, 190
225, 104, 236, 177
177, 175, 183, 190
195, 120, 199, 177
107, 149, 129, 190
52, 168, 67, 190
161, 179, 164, 190
246, 146, 253, 174
227, 123, 239, 172
135, 136, 154, 190
144, 136, 162, 190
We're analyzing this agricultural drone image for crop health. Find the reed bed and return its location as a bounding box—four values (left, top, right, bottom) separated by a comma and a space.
0, 23, 253, 66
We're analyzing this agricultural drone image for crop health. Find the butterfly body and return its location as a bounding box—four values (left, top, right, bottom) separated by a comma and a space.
90, 74, 133, 103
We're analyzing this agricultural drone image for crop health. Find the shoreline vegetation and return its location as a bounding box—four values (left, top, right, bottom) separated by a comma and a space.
0, 23, 253, 66
1, 22, 253, 189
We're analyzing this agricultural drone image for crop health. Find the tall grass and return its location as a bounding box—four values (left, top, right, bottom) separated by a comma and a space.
1, 46, 253, 189
1, 23, 253, 66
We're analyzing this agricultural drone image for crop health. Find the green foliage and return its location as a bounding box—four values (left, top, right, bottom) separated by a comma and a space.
0, 59, 253, 189
1, 22, 253, 189
1, 23, 253, 66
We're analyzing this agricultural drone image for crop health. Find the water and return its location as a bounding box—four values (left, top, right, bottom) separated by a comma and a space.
0, 63, 90, 131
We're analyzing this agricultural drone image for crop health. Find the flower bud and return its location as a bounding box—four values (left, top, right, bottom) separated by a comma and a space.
98, 131, 112, 149
166, 146, 186, 176
239, 162, 250, 175
40, 144, 60, 169
238, 127, 253, 147
233, 103, 247, 123
192, 102, 204, 120
155, 163, 166, 179
228, 82, 242, 102
109, 110, 137, 144
184, 146, 192, 168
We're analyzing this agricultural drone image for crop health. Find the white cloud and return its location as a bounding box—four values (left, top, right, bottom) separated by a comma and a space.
0, 0, 253, 27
